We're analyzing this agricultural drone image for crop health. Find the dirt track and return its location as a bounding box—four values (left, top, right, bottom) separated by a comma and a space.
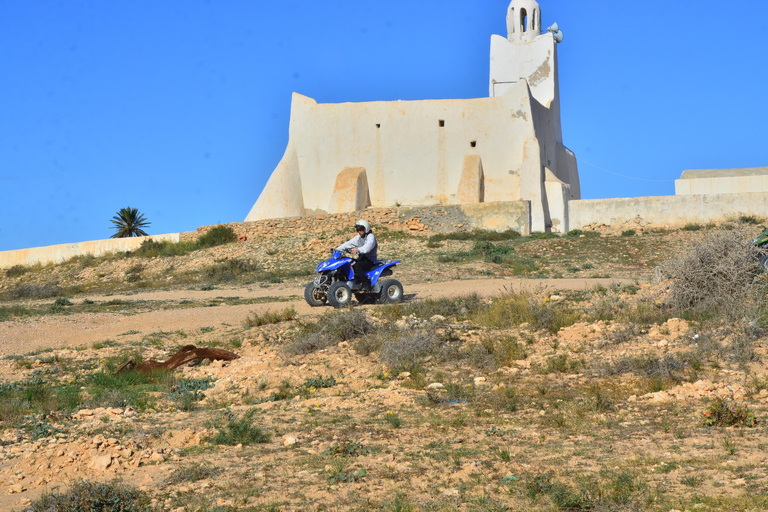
0, 278, 632, 357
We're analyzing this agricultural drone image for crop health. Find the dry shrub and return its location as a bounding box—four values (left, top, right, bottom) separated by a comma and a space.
466, 335, 527, 369
659, 230, 763, 320
286, 309, 374, 355
473, 290, 580, 333
7, 283, 63, 299
379, 331, 441, 371
244, 307, 297, 328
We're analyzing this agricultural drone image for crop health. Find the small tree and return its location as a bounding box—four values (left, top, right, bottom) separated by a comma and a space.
110, 207, 150, 238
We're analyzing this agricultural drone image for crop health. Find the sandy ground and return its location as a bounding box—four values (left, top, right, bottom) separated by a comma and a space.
0, 278, 631, 357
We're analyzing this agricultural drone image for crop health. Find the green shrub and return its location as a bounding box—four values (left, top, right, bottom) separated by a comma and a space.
537, 354, 583, 374
682, 223, 703, 231
323, 439, 374, 457
738, 214, 763, 225
303, 376, 337, 389
168, 377, 215, 411
196, 225, 238, 248
5, 264, 28, 278
25, 479, 151, 512
132, 238, 199, 258
384, 410, 402, 428
621, 229, 636, 237
208, 409, 270, 445
204, 259, 260, 283
703, 399, 757, 427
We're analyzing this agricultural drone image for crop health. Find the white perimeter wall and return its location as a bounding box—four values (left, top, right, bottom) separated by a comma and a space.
569, 193, 768, 230
0, 233, 180, 270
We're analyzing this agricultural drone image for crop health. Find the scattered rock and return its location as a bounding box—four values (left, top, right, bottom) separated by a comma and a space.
90, 455, 112, 470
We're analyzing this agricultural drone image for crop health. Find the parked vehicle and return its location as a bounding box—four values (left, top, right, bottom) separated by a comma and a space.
304, 250, 403, 308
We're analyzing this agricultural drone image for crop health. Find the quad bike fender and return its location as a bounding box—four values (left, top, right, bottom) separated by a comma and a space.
316, 256, 354, 273
367, 261, 400, 286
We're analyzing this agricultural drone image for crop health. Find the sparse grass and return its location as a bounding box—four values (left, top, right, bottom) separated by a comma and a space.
166, 462, 223, 484
379, 331, 440, 373
244, 307, 297, 327
379, 293, 483, 322
427, 229, 520, 244
0, 304, 36, 322
85, 368, 172, 410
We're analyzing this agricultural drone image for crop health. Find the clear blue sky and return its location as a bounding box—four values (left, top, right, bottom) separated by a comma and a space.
1, 0, 766, 251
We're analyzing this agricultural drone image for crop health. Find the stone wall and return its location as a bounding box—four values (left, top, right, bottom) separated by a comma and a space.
569, 193, 768, 231
184, 201, 531, 242
0, 233, 181, 270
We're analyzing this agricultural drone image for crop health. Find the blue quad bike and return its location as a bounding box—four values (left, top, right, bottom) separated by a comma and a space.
304, 250, 403, 308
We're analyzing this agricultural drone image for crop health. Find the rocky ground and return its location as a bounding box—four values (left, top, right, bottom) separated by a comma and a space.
1, 222, 768, 511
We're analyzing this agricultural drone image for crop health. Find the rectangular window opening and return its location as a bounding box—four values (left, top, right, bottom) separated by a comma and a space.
438, 119, 445, 127
376, 123, 380, 128
470, 140, 477, 148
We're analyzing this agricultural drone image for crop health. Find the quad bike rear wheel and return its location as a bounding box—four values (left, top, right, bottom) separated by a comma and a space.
378, 279, 403, 304
304, 282, 326, 307
328, 281, 352, 308
759, 254, 768, 272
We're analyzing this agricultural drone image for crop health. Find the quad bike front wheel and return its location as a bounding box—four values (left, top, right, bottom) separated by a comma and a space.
328, 281, 352, 308
378, 279, 403, 304
304, 282, 326, 307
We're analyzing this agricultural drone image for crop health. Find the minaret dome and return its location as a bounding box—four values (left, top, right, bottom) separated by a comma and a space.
506, 0, 542, 42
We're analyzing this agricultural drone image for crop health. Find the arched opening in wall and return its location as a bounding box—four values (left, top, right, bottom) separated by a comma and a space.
521, 8, 527, 32
509, 8, 515, 32
532, 10, 537, 32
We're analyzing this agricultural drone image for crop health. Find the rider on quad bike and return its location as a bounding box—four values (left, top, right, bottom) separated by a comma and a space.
336, 219, 377, 289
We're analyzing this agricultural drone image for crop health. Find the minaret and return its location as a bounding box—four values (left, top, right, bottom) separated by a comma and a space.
491, 0, 559, 105
506, 0, 542, 43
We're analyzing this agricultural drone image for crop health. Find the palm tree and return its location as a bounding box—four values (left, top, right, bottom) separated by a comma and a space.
110, 207, 151, 238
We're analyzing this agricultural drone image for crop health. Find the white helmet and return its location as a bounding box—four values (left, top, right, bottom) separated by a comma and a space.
355, 219, 371, 234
